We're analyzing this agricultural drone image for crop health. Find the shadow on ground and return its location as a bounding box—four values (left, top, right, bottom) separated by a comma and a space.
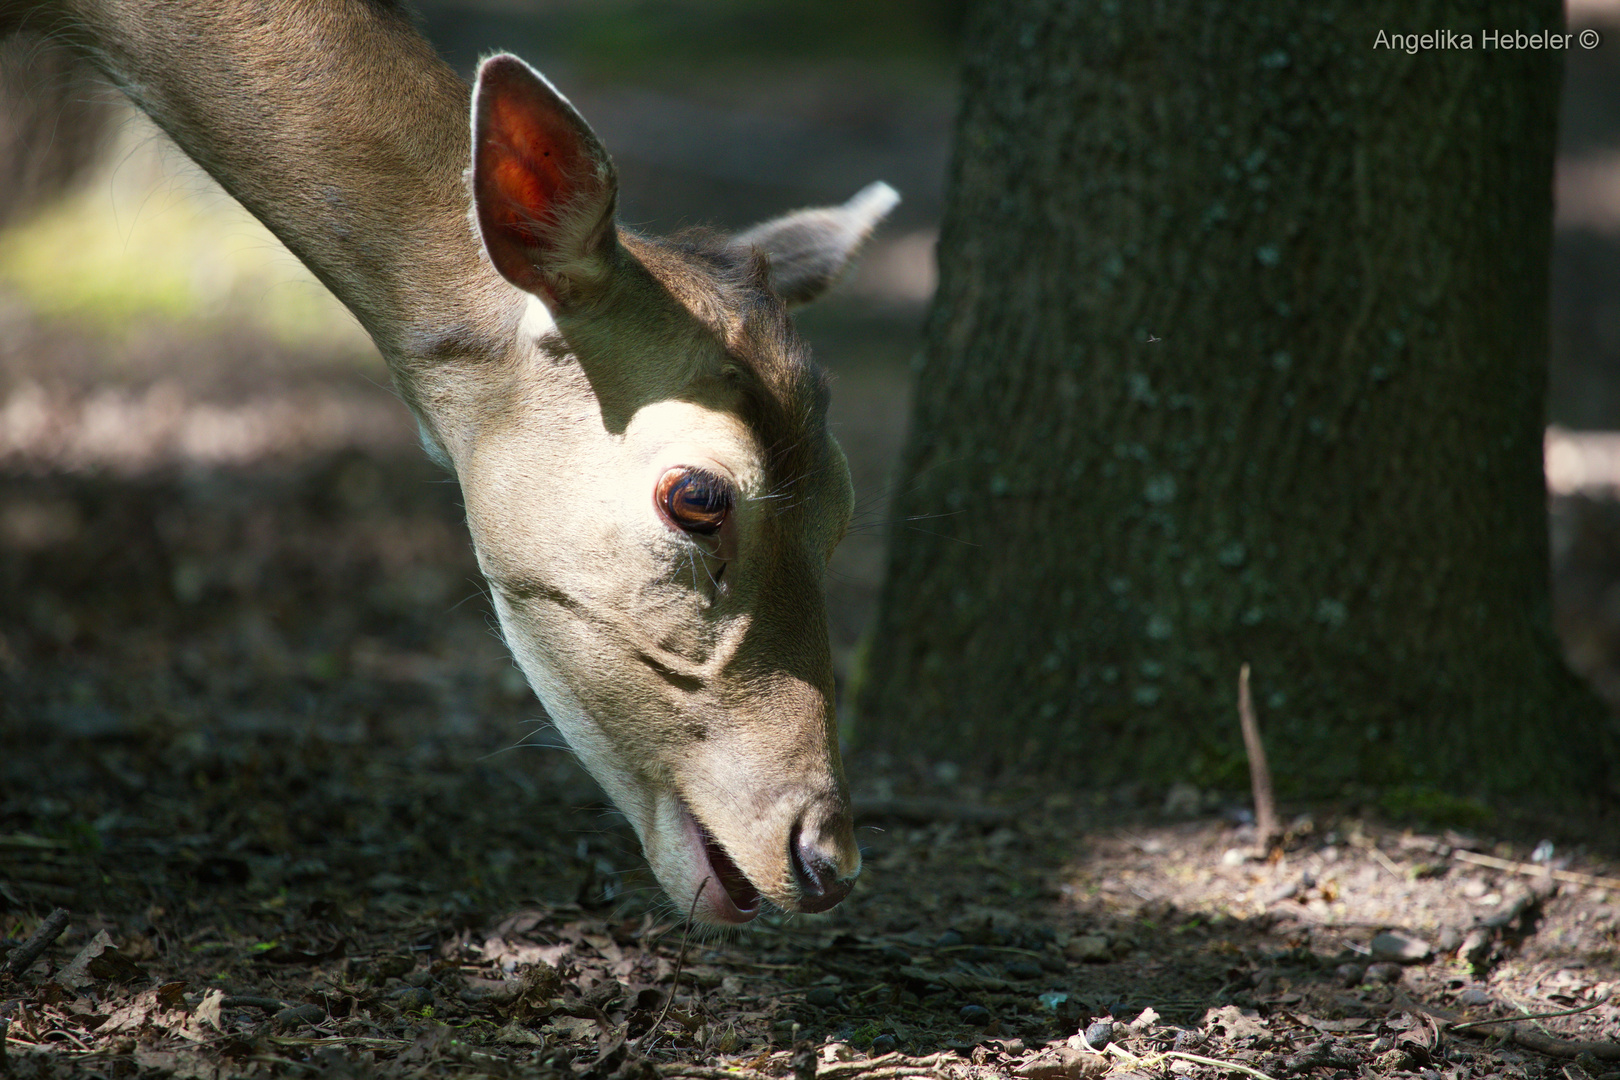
3, 412, 1619, 1077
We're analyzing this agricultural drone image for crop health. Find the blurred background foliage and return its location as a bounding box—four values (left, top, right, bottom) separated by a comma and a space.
413, 0, 969, 80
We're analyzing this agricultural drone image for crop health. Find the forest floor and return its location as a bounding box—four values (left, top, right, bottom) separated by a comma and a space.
7, 8, 1620, 1075
4, 294, 1620, 1080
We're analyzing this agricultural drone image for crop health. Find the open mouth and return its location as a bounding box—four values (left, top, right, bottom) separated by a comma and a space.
677, 802, 761, 921
700, 827, 762, 913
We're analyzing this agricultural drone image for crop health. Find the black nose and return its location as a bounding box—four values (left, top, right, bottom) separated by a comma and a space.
790, 826, 855, 913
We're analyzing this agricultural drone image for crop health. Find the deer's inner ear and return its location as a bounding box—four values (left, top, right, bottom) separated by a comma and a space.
471, 54, 619, 307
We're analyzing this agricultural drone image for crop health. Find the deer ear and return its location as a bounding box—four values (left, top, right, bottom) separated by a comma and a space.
730, 182, 899, 306
472, 54, 618, 307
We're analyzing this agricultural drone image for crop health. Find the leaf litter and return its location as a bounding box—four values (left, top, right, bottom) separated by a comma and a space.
2, 321, 1620, 1079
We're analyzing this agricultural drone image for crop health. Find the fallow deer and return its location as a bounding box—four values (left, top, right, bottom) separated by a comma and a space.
0, 0, 898, 923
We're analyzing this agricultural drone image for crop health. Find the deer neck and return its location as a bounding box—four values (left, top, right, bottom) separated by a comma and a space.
50, 0, 513, 377
15, 0, 899, 924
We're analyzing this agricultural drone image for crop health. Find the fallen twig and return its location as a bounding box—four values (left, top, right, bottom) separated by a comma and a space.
660, 1054, 952, 1080
934, 944, 1046, 959
1446, 1019, 1620, 1061
1450, 994, 1611, 1033
266, 1035, 410, 1049
1165, 1051, 1277, 1080
220, 996, 288, 1012
640, 877, 708, 1053
3, 907, 70, 977
1450, 849, 1620, 891
1454, 877, 1560, 971
819, 1052, 951, 1077
1237, 664, 1278, 849
1369, 846, 1405, 881
1481, 879, 1560, 930
1417, 989, 1620, 1061
1107, 1040, 1277, 1080
49, 1026, 97, 1054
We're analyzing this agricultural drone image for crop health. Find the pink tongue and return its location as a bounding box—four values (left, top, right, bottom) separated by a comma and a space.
702, 832, 761, 912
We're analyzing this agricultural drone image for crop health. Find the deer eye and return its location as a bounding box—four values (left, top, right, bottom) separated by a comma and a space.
655, 467, 732, 536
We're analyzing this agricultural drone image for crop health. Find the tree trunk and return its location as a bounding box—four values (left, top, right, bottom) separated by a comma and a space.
856, 0, 1619, 802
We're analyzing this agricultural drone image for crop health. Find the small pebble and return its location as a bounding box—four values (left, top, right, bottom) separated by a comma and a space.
1265, 880, 1300, 903
869, 1034, 897, 1056
959, 1004, 992, 1026
1005, 959, 1044, 979
390, 986, 434, 1012
1082, 1020, 1113, 1050
1220, 848, 1249, 867
806, 986, 841, 1008
1374, 1047, 1419, 1072
1369, 931, 1431, 963
1365, 962, 1404, 984
1456, 986, 1493, 1007
1435, 926, 1463, 954
1064, 935, 1111, 963
1334, 962, 1365, 987
370, 954, 415, 980
272, 1003, 325, 1028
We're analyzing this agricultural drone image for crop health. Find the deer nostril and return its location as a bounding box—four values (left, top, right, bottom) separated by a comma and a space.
790, 823, 855, 913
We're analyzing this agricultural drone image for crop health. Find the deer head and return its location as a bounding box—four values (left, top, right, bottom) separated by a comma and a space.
446, 55, 897, 923
19, 0, 894, 922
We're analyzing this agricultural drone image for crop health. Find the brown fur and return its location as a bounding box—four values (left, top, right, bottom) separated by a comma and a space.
621, 229, 833, 494
6, 0, 895, 922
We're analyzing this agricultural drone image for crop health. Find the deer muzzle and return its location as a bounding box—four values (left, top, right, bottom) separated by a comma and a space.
659, 780, 860, 925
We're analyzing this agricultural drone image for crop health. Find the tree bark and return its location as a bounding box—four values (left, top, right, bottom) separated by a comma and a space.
856, 0, 1619, 801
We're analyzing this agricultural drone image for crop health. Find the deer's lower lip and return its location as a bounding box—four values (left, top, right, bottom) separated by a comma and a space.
677, 803, 761, 923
